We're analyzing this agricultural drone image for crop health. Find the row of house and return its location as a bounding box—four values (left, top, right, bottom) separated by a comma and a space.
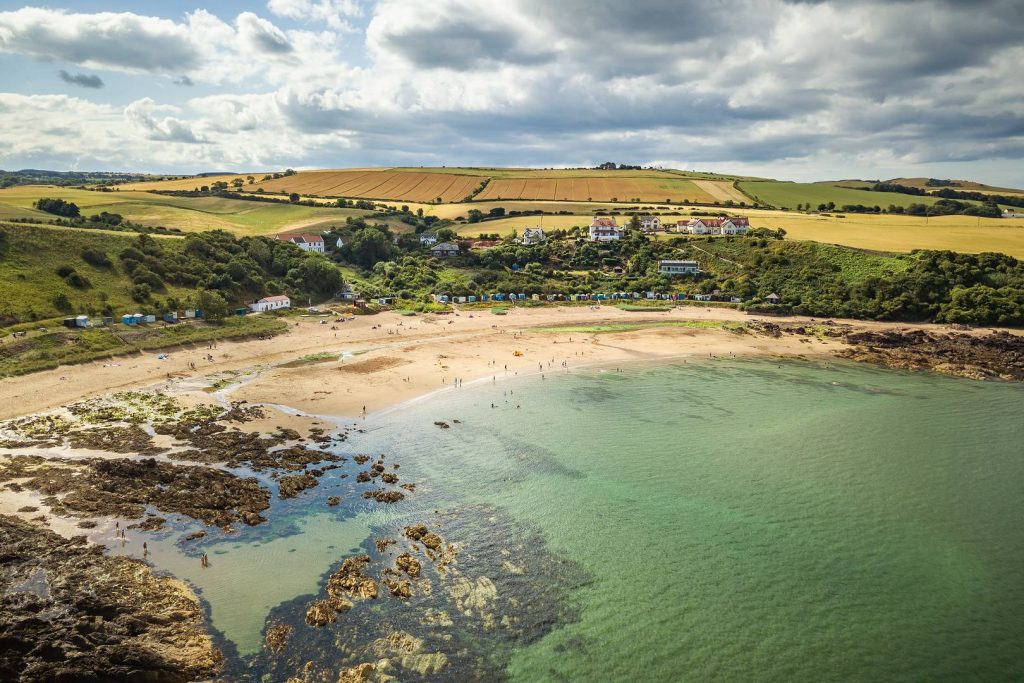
587, 215, 752, 240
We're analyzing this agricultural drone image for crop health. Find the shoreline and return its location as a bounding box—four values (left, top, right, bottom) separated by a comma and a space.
0, 304, 961, 423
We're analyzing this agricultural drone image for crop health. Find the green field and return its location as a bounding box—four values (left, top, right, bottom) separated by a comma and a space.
0, 315, 287, 377
738, 181, 957, 210
0, 222, 193, 322
0, 186, 369, 236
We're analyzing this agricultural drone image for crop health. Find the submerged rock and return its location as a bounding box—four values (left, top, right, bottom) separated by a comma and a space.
265, 623, 293, 652
395, 553, 421, 578
305, 600, 338, 627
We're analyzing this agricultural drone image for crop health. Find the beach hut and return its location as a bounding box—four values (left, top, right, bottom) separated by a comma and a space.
75, 315, 90, 328
121, 313, 134, 325
234, 307, 248, 316
63, 317, 78, 328
163, 312, 178, 323
468, 296, 477, 303
184, 309, 196, 319
493, 293, 505, 302
144, 314, 156, 323
517, 293, 526, 300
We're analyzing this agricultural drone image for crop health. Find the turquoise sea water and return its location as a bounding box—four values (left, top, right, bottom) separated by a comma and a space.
116, 358, 1024, 680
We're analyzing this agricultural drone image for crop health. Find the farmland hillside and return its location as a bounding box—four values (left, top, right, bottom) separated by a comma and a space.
0, 186, 372, 236
115, 167, 759, 205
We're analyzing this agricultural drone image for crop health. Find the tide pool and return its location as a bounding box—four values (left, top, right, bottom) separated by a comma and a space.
122, 358, 1024, 680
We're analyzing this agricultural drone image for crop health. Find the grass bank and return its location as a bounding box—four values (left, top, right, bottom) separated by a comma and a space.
0, 315, 288, 377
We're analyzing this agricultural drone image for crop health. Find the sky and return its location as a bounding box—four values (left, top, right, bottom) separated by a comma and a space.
0, 0, 1022, 185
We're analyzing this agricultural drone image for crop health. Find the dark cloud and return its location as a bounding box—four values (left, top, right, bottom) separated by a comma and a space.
173, 76, 194, 87
376, 20, 554, 70
58, 70, 104, 89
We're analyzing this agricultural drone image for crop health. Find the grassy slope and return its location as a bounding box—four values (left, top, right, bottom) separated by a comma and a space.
0, 186, 368, 236
0, 315, 288, 377
737, 181, 962, 209
0, 222, 193, 321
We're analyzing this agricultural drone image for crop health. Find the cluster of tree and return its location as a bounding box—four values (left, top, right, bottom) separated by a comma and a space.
931, 188, 1024, 209
0, 169, 152, 188
466, 207, 507, 223
688, 240, 1024, 326
870, 182, 928, 196
595, 162, 642, 170
34, 197, 80, 217
111, 231, 343, 311
897, 199, 1002, 218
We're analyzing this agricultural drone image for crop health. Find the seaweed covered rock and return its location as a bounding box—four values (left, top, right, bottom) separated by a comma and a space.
0, 514, 222, 682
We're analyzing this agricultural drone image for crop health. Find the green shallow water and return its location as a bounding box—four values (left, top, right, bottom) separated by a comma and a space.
121, 358, 1024, 680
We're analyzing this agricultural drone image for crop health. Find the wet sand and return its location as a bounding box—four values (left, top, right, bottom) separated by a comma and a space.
0, 304, 978, 422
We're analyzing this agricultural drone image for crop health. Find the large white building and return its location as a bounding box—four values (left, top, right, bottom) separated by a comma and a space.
278, 234, 325, 253
249, 295, 291, 312
589, 217, 622, 241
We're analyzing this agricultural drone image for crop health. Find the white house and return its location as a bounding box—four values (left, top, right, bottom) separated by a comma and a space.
639, 215, 661, 232
249, 295, 291, 312
680, 218, 714, 234
589, 217, 622, 241
677, 217, 749, 235
419, 232, 439, 245
335, 236, 344, 248
521, 227, 546, 245
1004, 209, 1024, 218
278, 234, 325, 253
720, 217, 750, 234
659, 259, 700, 276
430, 242, 460, 257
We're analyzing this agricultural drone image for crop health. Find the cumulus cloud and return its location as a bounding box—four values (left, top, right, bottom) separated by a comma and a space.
58, 70, 104, 89
0, 7, 201, 72
267, 0, 363, 30
0, 0, 1021, 184
125, 98, 205, 143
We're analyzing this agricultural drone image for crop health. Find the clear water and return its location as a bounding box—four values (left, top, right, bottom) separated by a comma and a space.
113, 358, 1024, 680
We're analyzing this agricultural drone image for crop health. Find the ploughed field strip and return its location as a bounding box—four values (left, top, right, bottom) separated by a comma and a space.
474, 176, 727, 202
254, 171, 480, 202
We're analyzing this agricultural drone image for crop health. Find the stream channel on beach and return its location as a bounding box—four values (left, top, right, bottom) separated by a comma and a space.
106, 357, 1024, 681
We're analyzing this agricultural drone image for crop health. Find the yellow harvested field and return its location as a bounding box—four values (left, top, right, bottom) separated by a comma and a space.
474, 176, 719, 203
458, 208, 1024, 258
254, 170, 480, 202
691, 180, 750, 204
115, 174, 266, 191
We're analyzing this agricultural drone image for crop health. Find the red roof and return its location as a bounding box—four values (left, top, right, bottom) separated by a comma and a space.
729, 217, 750, 226
278, 233, 324, 243
590, 217, 618, 228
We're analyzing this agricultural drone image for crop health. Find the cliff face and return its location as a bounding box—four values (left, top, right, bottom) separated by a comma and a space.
0, 515, 222, 683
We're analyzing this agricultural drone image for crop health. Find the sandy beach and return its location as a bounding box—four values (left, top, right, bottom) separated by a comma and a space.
0, 304, 993, 423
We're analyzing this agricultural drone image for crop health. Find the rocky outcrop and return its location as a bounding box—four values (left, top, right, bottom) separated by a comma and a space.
277, 472, 318, 499
840, 329, 1024, 380
327, 555, 378, 601
16, 456, 270, 529
0, 514, 221, 682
